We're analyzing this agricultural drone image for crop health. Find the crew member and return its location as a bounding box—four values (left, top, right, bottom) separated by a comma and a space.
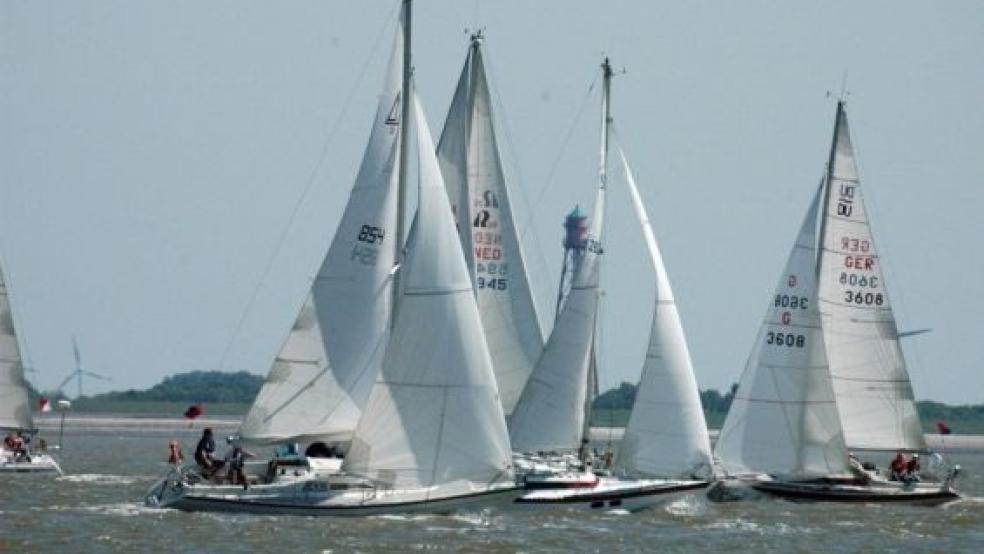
889, 451, 908, 481
194, 428, 223, 475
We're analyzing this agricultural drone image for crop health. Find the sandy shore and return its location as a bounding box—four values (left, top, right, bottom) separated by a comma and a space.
34, 413, 240, 433
32, 415, 984, 452
589, 427, 984, 452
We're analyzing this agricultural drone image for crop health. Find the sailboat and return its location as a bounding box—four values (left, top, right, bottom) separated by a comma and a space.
235, 0, 402, 452
436, 31, 544, 418
0, 264, 61, 474
150, 3, 405, 492
510, 59, 712, 511
147, 2, 518, 515
710, 100, 959, 505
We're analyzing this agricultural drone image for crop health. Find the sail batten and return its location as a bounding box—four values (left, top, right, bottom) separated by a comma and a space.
436, 36, 544, 416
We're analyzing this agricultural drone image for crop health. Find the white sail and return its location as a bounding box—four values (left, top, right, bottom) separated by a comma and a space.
817, 102, 925, 451
436, 35, 543, 415
715, 186, 851, 479
0, 266, 31, 432
240, 25, 402, 445
509, 161, 605, 454
343, 94, 513, 496
509, 60, 611, 454
614, 145, 713, 479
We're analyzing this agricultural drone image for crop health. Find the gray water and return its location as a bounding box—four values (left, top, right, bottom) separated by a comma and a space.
2, 426, 983, 553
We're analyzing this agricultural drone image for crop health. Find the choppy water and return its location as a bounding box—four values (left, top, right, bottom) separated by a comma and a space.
2, 426, 983, 553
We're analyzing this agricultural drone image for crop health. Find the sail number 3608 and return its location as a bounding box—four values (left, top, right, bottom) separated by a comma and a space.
843, 290, 884, 306
766, 332, 805, 348
774, 294, 808, 309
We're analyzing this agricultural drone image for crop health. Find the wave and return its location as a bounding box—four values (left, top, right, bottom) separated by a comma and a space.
664, 496, 704, 517
44, 502, 161, 517
57, 474, 141, 485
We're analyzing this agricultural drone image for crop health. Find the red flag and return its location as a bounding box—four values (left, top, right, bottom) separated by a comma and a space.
936, 421, 952, 435
184, 403, 204, 420
39, 397, 52, 413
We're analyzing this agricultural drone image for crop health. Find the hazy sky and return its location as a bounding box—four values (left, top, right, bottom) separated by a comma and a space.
1, 1, 981, 404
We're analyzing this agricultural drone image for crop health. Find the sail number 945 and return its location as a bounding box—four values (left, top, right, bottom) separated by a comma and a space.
766, 332, 805, 348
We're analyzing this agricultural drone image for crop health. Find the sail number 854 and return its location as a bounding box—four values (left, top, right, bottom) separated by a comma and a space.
357, 225, 385, 244
766, 332, 805, 348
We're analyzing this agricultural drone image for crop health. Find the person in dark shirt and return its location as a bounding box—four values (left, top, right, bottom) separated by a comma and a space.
194, 428, 224, 475
905, 453, 921, 482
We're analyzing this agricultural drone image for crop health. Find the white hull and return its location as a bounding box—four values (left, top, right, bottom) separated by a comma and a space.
0, 451, 62, 475
515, 476, 710, 512
146, 468, 520, 516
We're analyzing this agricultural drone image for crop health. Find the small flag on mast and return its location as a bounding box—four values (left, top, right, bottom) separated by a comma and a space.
39, 397, 52, 413
936, 421, 952, 435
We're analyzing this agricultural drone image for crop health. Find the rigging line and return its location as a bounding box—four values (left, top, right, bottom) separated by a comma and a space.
518, 72, 598, 290
215, 5, 399, 372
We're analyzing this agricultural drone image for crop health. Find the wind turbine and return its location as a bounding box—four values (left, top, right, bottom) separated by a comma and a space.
57, 337, 111, 399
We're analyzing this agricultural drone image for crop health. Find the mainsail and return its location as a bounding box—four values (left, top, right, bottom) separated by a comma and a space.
614, 144, 713, 479
0, 265, 31, 432
343, 93, 513, 497
508, 60, 611, 453
436, 34, 543, 415
240, 24, 402, 445
715, 186, 851, 479
817, 101, 925, 451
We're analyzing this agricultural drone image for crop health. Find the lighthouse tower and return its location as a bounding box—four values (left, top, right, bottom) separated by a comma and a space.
554, 205, 590, 320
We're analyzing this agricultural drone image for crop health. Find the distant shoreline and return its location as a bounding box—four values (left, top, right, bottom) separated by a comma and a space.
32, 414, 984, 452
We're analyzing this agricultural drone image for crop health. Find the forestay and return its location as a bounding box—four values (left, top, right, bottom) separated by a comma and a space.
715, 186, 851, 479
436, 36, 543, 416
613, 144, 713, 479
817, 102, 925, 452
240, 26, 402, 445
0, 266, 31, 432
343, 94, 513, 497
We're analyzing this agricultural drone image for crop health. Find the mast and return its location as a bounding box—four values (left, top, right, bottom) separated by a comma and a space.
815, 100, 843, 277
392, 0, 412, 327
599, 58, 613, 191
584, 57, 613, 453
